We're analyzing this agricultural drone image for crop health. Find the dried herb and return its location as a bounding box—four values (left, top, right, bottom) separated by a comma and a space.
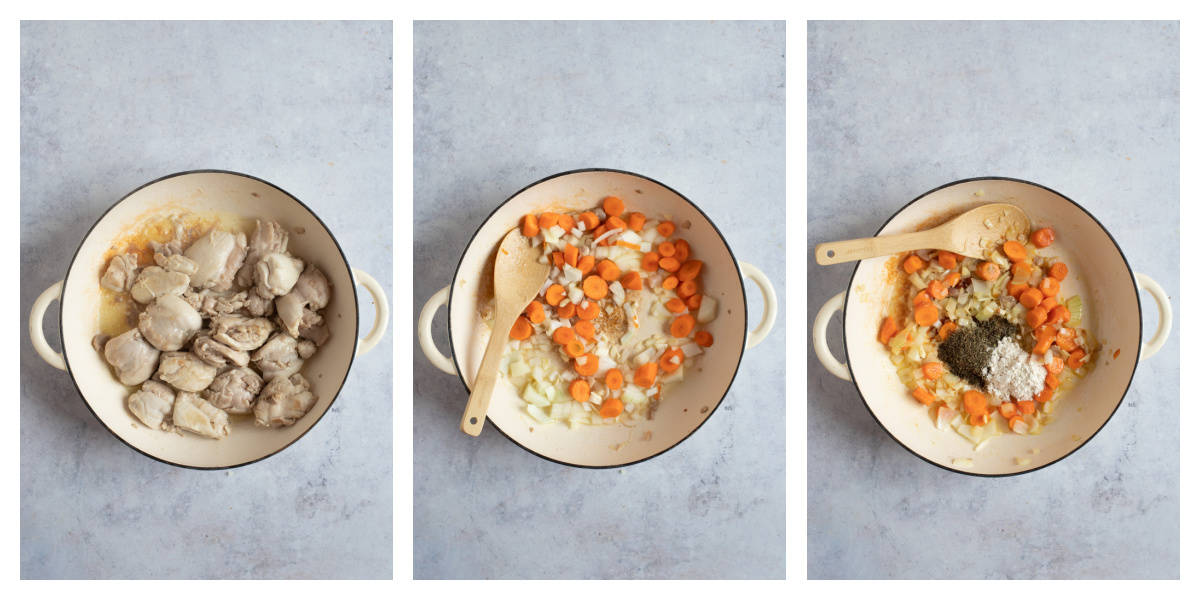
937, 317, 1018, 388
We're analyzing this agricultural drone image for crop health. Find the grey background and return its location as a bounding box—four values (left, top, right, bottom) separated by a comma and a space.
21, 21, 392, 579
414, 21, 785, 579
808, 21, 1179, 579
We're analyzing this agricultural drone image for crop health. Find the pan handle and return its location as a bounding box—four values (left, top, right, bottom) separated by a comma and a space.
353, 268, 390, 356
29, 280, 67, 371
1135, 272, 1172, 361
739, 261, 778, 349
418, 285, 457, 375
812, 292, 851, 381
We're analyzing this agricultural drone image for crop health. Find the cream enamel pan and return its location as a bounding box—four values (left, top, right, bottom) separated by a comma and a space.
813, 177, 1172, 476
29, 170, 390, 469
419, 168, 779, 468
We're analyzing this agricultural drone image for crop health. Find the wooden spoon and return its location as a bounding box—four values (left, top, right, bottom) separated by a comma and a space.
815, 203, 1031, 265
460, 228, 551, 436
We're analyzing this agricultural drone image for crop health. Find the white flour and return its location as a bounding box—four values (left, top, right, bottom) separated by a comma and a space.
983, 337, 1046, 402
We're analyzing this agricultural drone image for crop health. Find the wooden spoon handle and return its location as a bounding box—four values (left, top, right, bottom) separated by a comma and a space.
460, 311, 517, 436
815, 230, 943, 265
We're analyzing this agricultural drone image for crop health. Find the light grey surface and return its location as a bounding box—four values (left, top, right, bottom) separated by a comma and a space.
414, 21, 785, 579
808, 21, 1179, 579
20, 21, 392, 579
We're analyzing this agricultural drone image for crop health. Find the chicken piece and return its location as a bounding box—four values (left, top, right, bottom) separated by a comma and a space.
138, 294, 202, 351
92, 333, 111, 353
254, 252, 304, 298
185, 289, 249, 318
254, 372, 317, 428
103, 328, 161, 386
276, 264, 331, 337
172, 391, 230, 439
154, 253, 199, 280
100, 253, 139, 292
129, 266, 190, 304
243, 292, 275, 317
127, 380, 175, 430
155, 351, 219, 392
297, 339, 317, 359
192, 334, 250, 367
297, 308, 330, 346
210, 315, 273, 351
236, 220, 290, 287
203, 367, 264, 415
251, 332, 305, 380
184, 228, 247, 291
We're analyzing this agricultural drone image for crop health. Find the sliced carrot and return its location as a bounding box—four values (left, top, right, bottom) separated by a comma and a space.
551, 326, 575, 345
1056, 327, 1078, 352
913, 303, 939, 326
665, 298, 688, 313
1027, 306, 1048, 328
545, 283, 566, 306
1031, 227, 1055, 248
1048, 262, 1068, 280
912, 386, 936, 406
976, 261, 1001, 281
606, 215, 627, 231
509, 316, 533, 340
558, 213, 575, 232
577, 302, 600, 320
596, 259, 621, 282
943, 272, 962, 287
616, 240, 641, 251
913, 290, 932, 307
962, 390, 989, 416
695, 330, 714, 347
1067, 349, 1086, 369
902, 254, 928, 274
1048, 305, 1070, 325
659, 256, 681, 272
657, 241, 676, 257
574, 320, 595, 340
670, 314, 696, 338
579, 211, 600, 230
678, 260, 703, 281
602, 196, 625, 218
1038, 276, 1060, 298
677, 280, 699, 299
921, 362, 944, 380
1019, 288, 1044, 309
1008, 416, 1027, 432
604, 369, 624, 390
634, 362, 658, 387
1035, 386, 1054, 403
628, 212, 646, 232
597, 397, 624, 418
662, 276, 679, 290
525, 301, 546, 324
1039, 296, 1058, 311
878, 316, 898, 344
674, 240, 691, 262
582, 275, 609, 300
564, 339, 586, 358
592, 225, 608, 244
656, 221, 675, 237
1045, 372, 1060, 390
1002, 240, 1027, 262
569, 379, 591, 403
620, 271, 643, 291
659, 347, 685, 373
686, 294, 702, 311
551, 251, 564, 267
1033, 326, 1055, 355
999, 402, 1017, 419
574, 353, 599, 376
556, 302, 576, 319
928, 279, 948, 299
1018, 400, 1036, 415
937, 321, 957, 341
576, 255, 595, 275
937, 251, 958, 270
1046, 355, 1064, 374
1011, 261, 1033, 284
641, 251, 660, 272
538, 212, 559, 229
563, 243, 579, 268
969, 413, 989, 427
1007, 281, 1029, 298
521, 214, 539, 237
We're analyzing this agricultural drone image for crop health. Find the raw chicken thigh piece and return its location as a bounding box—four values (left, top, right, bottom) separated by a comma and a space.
243, 292, 275, 317
127, 380, 175, 430
203, 367, 264, 414
210, 315, 273, 351
192, 334, 250, 367
236, 220, 290, 287
138, 294, 202, 351
103, 329, 160, 386
184, 229, 247, 291
251, 333, 305, 380
297, 309, 330, 345
155, 351, 219, 392
254, 372, 317, 427
173, 391, 230, 439
130, 266, 190, 304
100, 253, 139, 292
254, 252, 304, 298
276, 264, 331, 337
